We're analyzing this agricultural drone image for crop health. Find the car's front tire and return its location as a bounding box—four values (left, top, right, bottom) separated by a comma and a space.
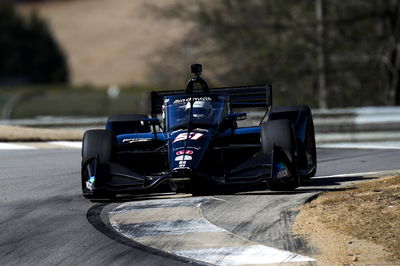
261, 119, 300, 191
81, 130, 114, 199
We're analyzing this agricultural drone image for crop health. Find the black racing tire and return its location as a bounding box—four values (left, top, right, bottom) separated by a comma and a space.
271, 105, 317, 180
81, 130, 115, 200
261, 119, 296, 155
302, 116, 317, 179
82, 129, 114, 165
261, 119, 299, 191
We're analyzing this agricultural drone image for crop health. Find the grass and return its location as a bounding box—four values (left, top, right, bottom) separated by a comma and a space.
0, 85, 150, 118
0, 125, 84, 141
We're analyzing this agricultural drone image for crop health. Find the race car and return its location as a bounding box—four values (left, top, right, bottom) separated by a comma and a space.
81, 64, 316, 199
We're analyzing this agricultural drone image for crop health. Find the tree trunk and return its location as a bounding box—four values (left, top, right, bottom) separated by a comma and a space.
387, 0, 400, 105
316, 0, 328, 108
390, 44, 400, 105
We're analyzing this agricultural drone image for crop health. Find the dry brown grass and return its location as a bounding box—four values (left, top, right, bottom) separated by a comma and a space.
17, 0, 190, 86
294, 175, 400, 264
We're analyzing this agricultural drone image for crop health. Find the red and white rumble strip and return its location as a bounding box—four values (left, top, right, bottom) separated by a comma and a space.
109, 197, 315, 265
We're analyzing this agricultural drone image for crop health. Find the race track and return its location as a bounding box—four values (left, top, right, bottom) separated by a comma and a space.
0, 148, 399, 265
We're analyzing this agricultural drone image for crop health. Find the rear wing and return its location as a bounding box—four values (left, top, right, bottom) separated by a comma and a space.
150, 83, 272, 115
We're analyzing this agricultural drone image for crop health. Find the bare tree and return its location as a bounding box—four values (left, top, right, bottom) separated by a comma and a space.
386, 0, 400, 105
316, 0, 327, 108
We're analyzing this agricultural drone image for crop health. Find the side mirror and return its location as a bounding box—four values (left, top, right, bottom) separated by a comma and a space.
140, 118, 160, 126
226, 112, 247, 121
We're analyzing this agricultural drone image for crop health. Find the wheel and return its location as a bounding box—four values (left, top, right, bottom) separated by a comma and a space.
81, 130, 114, 199
261, 119, 296, 155
302, 115, 317, 179
106, 114, 149, 134
82, 130, 114, 164
261, 119, 300, 191
270, 105, 317, 179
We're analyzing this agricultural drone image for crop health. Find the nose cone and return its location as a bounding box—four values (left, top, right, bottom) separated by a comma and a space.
172, 167, 192, 178
168, 129, 211, 174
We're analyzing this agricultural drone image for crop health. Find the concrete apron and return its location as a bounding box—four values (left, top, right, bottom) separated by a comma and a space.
108, 197, 314, 266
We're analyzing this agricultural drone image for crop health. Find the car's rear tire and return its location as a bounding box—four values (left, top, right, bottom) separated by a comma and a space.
81, 130, 114, 199
261, 119, 300, 191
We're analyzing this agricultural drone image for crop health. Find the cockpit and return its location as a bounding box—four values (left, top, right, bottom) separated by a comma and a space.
164, 95, 228, 131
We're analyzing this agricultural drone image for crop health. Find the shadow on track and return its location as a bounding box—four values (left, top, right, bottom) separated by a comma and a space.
86, 175, 374, 202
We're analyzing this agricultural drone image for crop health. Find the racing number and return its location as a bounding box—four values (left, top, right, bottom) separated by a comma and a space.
173, 132, 203, 143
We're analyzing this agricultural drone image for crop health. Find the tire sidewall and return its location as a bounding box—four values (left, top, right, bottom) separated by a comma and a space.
82, 130, 114, 165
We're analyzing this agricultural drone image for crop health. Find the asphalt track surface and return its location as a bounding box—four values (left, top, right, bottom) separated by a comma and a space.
1, 148, 400, 265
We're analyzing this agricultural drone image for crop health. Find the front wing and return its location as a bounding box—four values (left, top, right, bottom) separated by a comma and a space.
82, 144, 297, 195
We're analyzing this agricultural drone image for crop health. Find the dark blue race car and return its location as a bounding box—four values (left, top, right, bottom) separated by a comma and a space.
81, 64, 316, 199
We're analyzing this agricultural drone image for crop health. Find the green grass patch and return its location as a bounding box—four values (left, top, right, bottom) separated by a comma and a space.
0, 85, 154, 118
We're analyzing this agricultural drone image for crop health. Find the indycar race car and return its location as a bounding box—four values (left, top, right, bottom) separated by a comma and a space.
81, 64, 316, 199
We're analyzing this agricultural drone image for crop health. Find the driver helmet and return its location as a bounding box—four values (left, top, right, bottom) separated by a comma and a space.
185, 101, 213, 119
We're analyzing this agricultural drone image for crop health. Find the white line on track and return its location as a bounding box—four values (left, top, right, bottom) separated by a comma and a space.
0, 141, 82, 150
317, 141, 400, 150
49, 141, 82, 148
314, 169, 400, 179
0, 143, 37, 150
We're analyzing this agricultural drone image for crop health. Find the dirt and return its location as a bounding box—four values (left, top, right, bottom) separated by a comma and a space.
294, 175, 400, 265
0, 125, 83, 141
17, 0, 190, 86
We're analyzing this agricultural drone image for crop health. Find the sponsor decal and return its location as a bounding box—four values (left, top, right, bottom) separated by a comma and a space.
122, 138, 152, 143
194, 128, 208, 132
275, 162, 287, 170
175, 155, 193, 161
86, 176, 95, 191
176, 150, 194, 155
274, 162, 291, 179
173, 97, 212, 104
173, 132, 203, 143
